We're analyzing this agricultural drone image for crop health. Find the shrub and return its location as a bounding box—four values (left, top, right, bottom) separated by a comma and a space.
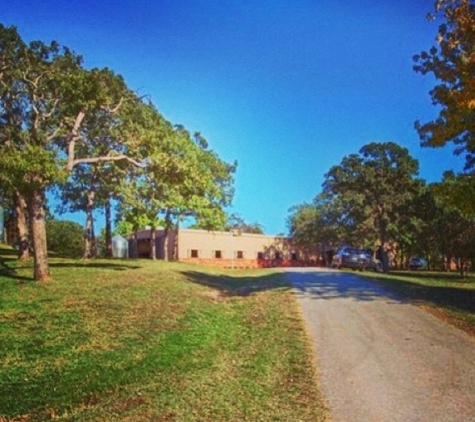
46, 219, 83, 258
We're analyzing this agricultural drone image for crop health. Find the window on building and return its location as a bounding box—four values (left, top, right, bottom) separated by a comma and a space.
236, 250, 244, 259
190, 249, 199, 258
214, 250, 222, 259
257, 252, 264, 259
275, 252, 282, 260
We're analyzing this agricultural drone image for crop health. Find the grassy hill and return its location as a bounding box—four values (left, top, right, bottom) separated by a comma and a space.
0, 246, 329, 422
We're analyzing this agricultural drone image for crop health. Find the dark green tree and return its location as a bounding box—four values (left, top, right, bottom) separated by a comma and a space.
46, 219, 83, 258
323, 142, 420, 270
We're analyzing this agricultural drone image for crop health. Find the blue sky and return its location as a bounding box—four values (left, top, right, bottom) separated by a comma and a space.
2, 0, 464, 234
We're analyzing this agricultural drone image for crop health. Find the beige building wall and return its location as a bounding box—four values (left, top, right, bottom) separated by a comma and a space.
129, 227, 320, 267
177, 228, 291, 260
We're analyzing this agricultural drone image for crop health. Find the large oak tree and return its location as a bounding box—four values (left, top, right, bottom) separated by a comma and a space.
0, 26, 145, 280
322, 142, 420, 271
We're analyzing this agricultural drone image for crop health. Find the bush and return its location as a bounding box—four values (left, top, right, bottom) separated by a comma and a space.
46, 219, 83, 258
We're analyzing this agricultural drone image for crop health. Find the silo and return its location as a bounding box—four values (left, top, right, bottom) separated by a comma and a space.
111, 235, 129, 258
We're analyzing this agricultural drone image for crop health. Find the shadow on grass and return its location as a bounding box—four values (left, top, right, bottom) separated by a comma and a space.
285, 269, 475, 316
0, 246, 20, 264
49, 261, 142, 271
0, 265, 33, 283
392, 270, 475, 283
287, 270, 404, 303
0, 247, 34, 282
180, 270, 291, 297
368, 273, 475, 315
0, 246, 142, 284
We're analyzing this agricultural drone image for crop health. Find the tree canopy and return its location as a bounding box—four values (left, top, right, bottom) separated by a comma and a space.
288, 142, 421, 271
0, 24, 236, 279
413, 0, 475, 269
323, 142, 420, 267
414, 0, 475, 169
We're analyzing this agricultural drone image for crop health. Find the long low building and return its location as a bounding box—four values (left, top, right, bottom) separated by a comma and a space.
129, 227, 322, 268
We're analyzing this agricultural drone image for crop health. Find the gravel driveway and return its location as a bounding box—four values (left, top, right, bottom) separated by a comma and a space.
284, 268, 475, 422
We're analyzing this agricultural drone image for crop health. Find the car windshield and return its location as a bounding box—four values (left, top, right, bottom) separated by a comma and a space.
345, 248, 363, 255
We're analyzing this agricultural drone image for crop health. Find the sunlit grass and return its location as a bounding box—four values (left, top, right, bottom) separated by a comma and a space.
0, 246, 329, 421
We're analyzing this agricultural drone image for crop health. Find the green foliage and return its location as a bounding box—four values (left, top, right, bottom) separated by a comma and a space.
434, 171, 475, 216
46, 219, 84, 258
0, 24, 236, 274
288, 142, 424, 270
413, 1, 475, 266
414, 0, 475, 169
287, 194, 347, 249
430, 175, 475, 265
117, 120, 236, 236
323, 142, 420, 250
114, 220, 135, 236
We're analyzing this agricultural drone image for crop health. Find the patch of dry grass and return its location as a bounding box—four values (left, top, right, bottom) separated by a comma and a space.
0, 249, 330, 421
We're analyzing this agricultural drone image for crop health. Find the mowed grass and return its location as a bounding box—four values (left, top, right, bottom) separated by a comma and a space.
360, 269, 475, 336
0, 246, 329, 422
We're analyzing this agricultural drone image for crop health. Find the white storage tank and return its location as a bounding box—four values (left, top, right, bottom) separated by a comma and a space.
111, 235, 129, 258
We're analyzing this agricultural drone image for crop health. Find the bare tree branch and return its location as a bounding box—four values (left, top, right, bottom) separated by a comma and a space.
42, 98, 59, 119
102, 97, 124, 114
70, 154, 144, 169
66, 109, 86, 171
46, 123, 63, 142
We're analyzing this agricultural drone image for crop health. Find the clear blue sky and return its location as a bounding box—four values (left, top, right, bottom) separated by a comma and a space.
3, 0, 464, 234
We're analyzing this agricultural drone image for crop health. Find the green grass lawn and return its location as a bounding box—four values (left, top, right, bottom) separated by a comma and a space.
0, 246, 329, 422
360, 269, 475, 336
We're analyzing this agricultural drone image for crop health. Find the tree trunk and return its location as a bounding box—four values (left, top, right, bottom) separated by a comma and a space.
28, 189, 50, 281
91, 223, 97, 258
173, 221, 179, 261
15, 192, 29, 261
149, 226, 156, 260
163, 226, 169, 261
83, 190, 96, 259
379, 218, 389, 272
130, 232, 138, 258
459, 258, 468, 277
105, 196, 113, 258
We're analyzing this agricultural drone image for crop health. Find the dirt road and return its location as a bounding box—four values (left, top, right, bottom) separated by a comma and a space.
284, 268, 475, 422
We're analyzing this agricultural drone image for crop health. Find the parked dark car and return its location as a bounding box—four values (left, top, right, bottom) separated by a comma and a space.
332, 247, 382, 272
409, 257, 428, 270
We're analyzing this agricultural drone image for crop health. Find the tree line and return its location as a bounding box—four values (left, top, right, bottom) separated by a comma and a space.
288, 0, 475, 274
0, 24, 237, 281
287, 141, 475, 273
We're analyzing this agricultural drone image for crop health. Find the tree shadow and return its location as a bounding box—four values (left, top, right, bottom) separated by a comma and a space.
49, 261, 142, 271
0, 264, 34, 282
0, 246, 142, 283
391, 270, 474, 283
179, 270, 291, 297
0, 248, 34, 282
0, 246, 20, 262
367, 273, 475, 315
286, 270, 405, 303
286, 269, 475, 316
